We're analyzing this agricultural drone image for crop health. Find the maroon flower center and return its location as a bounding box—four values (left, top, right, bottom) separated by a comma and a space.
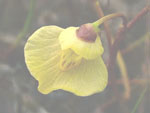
76, 23, 97, 43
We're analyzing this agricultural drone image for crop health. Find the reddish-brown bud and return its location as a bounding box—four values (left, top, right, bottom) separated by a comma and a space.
76, 23, 97, 43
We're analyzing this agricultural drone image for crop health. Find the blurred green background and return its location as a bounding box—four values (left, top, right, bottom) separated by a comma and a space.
0, 0, 149, 113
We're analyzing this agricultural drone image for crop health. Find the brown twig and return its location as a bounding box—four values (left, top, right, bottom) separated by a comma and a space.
93, 0, 119, 98
93, 0, 129, 99
93, 0, 112, 54
127, 6, 150, 29
93, 0, 127, 57
108, 78, 150, 86
108, 5, 150, 71
107, 5, 149, 101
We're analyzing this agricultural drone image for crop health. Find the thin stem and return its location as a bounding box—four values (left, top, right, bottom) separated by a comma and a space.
14, 0, 35, 46
2, 0, 35, 59
93, 0, 112, 59
131, 86, 147, 113
108, 78, 150, 86
127, 6, 150, 29
93, 13, 126, 29
117, 52, 130, 99
108, 6, 150, 71
93, 0, 127, 99
121, 32, 150, 54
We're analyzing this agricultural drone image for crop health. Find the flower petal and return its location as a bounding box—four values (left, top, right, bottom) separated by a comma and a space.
38, 55, 108, 96
24, 25, 108, 96
24, 26, 63, 80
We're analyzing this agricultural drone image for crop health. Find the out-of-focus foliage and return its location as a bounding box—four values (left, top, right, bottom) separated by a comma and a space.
0, 0, 149, 113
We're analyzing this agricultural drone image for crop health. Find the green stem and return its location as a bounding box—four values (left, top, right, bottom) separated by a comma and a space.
131, 86, 147, 113
92, 13, 125, 32
14, 0, 36, 46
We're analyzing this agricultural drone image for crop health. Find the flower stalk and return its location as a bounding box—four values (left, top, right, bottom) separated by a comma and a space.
92, 13, 126, 32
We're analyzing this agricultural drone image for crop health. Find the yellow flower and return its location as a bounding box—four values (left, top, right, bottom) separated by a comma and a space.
24, 14, 119, 96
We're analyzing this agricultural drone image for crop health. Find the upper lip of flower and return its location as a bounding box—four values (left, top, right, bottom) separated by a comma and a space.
58, 26, 104, 60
